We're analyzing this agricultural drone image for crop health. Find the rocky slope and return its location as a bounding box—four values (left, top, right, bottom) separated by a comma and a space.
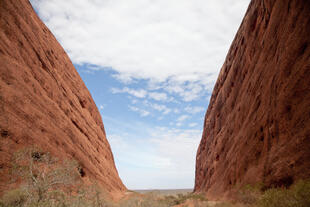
195, 0, 310, 199
0, 0, 126, 195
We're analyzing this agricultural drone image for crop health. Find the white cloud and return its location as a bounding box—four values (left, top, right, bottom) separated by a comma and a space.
31, 0, 250, 99
175, 114, 190, 127
148, 103, 171, 115
148, 80, 207, 102
99, 104, 105, 110
112, 87, 173, 102
148, 92, 168, 101
177, 115, 190, 122
111, 87, 147, 98
157, 116, 164, 121
189, 123, 198, 127
176, 122, 183, 127
185, 106, 205, 114
130, 99, 138, 104
129, 106, 150, 117
180, 83, 204, 102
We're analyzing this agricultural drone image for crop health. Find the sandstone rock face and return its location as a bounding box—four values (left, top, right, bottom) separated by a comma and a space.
195, 0, 310, 199
0, 0, 126, 195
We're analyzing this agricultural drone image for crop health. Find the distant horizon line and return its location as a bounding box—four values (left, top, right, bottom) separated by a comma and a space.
131, 188, 193, 191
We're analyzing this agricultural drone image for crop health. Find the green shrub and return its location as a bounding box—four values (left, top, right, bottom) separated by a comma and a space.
235, 182, 266, 205
290, 179, 310, 207
258, 188, 292, 207
258, 180, 310, 207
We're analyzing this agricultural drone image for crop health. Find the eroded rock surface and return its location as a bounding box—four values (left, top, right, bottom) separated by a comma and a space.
0, 0, 126, 195
195, 0, 310, 199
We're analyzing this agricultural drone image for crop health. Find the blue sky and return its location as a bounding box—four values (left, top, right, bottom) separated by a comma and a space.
30, 0, 250, 190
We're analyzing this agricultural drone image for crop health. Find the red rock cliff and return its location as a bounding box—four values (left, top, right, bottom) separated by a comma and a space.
195, 0, 310, 199
0, 0, 126, 195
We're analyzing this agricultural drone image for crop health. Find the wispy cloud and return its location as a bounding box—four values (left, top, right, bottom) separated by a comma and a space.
112, 87, 175, 103
185, 106, 205, 114
177, 115, 190, 122
111, 87, 147, 98
149, 103, 171, 115
128, 106, 150, 117
148, 92, 169, 101
175, 114, 191, 127
189, 123, 198, 127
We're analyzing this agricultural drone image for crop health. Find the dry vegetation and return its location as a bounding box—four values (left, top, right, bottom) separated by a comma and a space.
0, 147, 113, 207
1, 148, 309, 207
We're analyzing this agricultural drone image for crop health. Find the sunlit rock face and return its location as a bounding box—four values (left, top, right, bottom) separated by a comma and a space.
195, 0, 310, 199
0, 0, 126, 195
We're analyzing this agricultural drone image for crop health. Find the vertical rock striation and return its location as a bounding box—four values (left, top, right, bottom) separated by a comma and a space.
195, 0, 310, 199
0, 0, 126, 195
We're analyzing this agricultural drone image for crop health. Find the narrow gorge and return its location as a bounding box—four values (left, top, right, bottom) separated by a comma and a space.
0, 0, 309, 205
